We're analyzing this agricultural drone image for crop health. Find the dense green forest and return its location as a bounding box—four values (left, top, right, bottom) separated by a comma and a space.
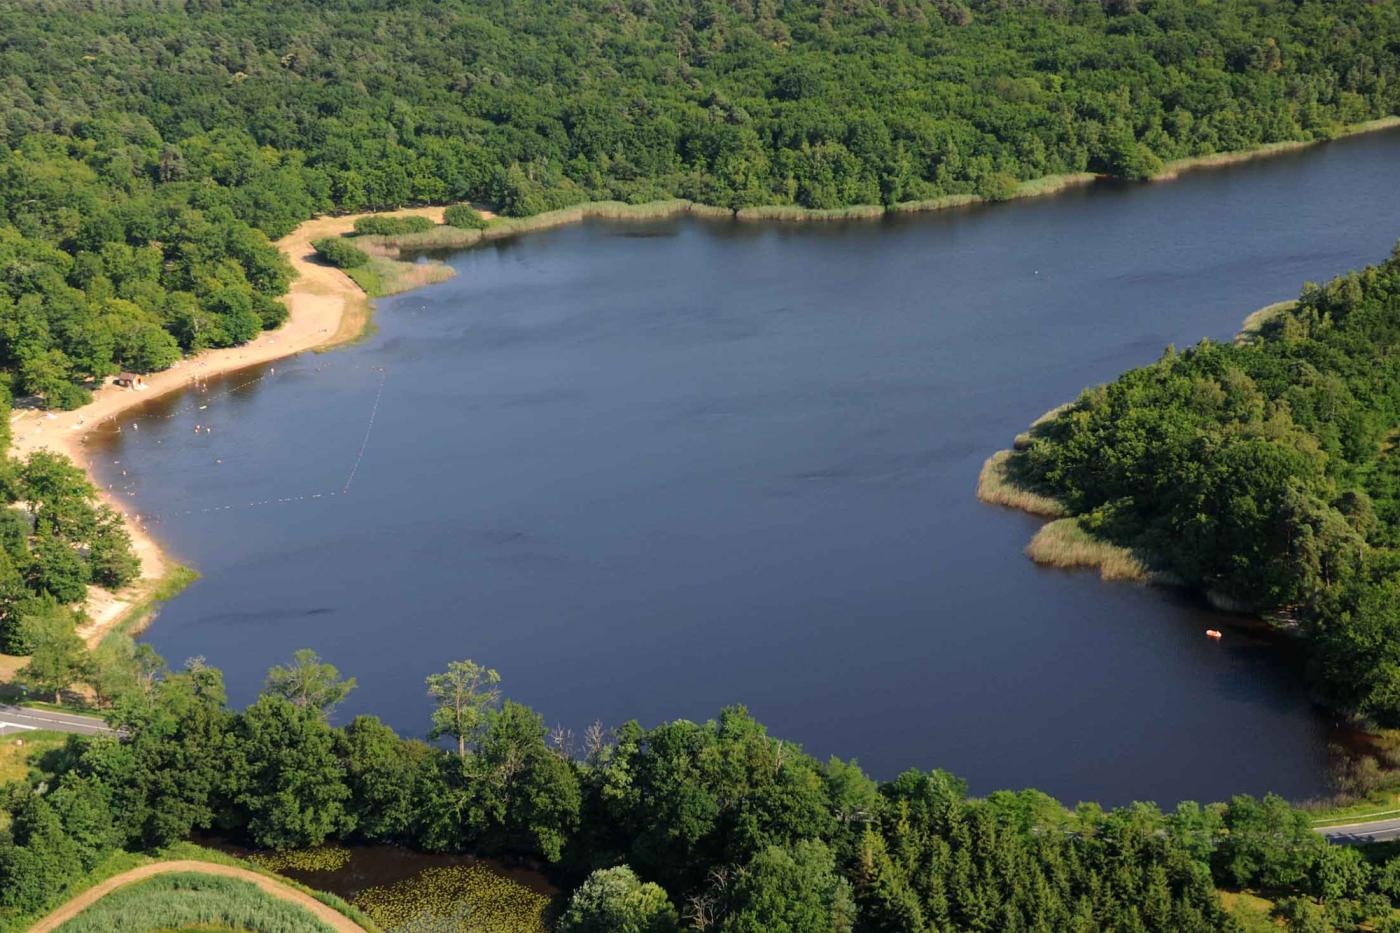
6, 650, 1400, 932
1, 0, 1398, 407
1004, 243, 1400, 728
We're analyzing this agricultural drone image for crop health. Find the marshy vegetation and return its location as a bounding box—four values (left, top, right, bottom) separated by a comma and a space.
1025, 517, 1157, 583
354, 864, 552, 933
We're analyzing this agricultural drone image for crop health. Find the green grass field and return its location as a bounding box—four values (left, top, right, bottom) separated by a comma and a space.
53, 873, 334, 933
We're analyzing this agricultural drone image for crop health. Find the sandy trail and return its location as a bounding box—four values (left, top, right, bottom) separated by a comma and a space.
26, 859, 369, 932
6, 205, 459, 648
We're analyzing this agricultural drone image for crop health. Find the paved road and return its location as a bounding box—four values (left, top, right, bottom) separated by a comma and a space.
1317, 816, 1400, 845
0, 703, 111, 737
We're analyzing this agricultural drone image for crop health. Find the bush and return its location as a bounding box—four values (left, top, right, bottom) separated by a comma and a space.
559, 866, 679, 933
351, 215, 435, 236
310, 238, 369, 269
443, 204, 489, 229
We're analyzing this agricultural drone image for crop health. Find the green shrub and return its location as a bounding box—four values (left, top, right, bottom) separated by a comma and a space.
443, 205, 489, 229
351, 215, 435, 236
310, 238, 369, 269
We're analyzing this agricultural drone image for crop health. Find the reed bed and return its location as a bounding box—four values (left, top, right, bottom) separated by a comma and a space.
1024, 518, 1153, 583
976, 450, 1067, 517
359, 199, 718, 257
1008, 172, 1098, 198
1013, 401, 1074, 450
345, 257, 455, 298
887, 193, 982, 214
53, 873, 335, 933
1235, 299, 1297, 345
735, 203, 884, 222
1156, 116, 1400, 181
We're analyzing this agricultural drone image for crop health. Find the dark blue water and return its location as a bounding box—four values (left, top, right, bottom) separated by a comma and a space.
96, 128, 1400, 806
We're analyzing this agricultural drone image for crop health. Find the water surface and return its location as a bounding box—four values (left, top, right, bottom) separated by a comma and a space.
96, 129, 1400, 806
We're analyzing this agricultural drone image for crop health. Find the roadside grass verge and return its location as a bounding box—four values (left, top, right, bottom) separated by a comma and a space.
0, 728, 67, 784
50, 872, 334, 933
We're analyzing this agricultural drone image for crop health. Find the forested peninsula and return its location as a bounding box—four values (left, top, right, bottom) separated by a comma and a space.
990, 244, 1400, 729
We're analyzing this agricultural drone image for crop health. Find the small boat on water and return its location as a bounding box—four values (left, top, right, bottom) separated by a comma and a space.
1205, 629, 1223, 640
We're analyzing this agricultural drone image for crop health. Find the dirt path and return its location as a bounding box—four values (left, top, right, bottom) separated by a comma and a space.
27, 859, 369, 932
6, 205, 462, 649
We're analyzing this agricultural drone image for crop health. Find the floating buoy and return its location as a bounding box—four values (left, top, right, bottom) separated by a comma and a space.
1206, 629, 1223, 640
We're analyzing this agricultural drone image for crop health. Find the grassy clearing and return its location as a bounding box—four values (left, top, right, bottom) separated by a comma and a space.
1218, 891, 1281, 932
353, 863, 554, 933
52, 872, 334, 933
0, 729, 67, 784
976, 450, 1067, 517
1025, 518, 1157, 582
344, 257, 455, 299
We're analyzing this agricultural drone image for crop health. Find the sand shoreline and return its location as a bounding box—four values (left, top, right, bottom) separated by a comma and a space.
7, 205, 464, 648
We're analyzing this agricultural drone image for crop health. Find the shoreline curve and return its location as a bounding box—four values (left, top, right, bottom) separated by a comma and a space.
8, 115, 1400, 653
6, 205, 473, 649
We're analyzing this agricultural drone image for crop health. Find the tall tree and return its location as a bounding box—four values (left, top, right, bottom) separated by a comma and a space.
263, 648, 356, 719
18, 613, 87, 703
425, 659, 500, 758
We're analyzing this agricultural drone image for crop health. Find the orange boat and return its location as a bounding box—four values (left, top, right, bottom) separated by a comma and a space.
1205, 629, 1223, 640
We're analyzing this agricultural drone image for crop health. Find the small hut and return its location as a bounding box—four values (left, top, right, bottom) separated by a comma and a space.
115, 372, 147, 390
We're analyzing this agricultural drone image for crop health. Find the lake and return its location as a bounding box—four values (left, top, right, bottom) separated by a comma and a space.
94, 128, 1400, 806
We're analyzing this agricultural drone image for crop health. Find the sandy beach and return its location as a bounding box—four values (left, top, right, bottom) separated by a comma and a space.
6, 205, 464, 647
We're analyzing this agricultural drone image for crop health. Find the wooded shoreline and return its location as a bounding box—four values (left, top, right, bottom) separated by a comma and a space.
14, 114, 1400, 656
